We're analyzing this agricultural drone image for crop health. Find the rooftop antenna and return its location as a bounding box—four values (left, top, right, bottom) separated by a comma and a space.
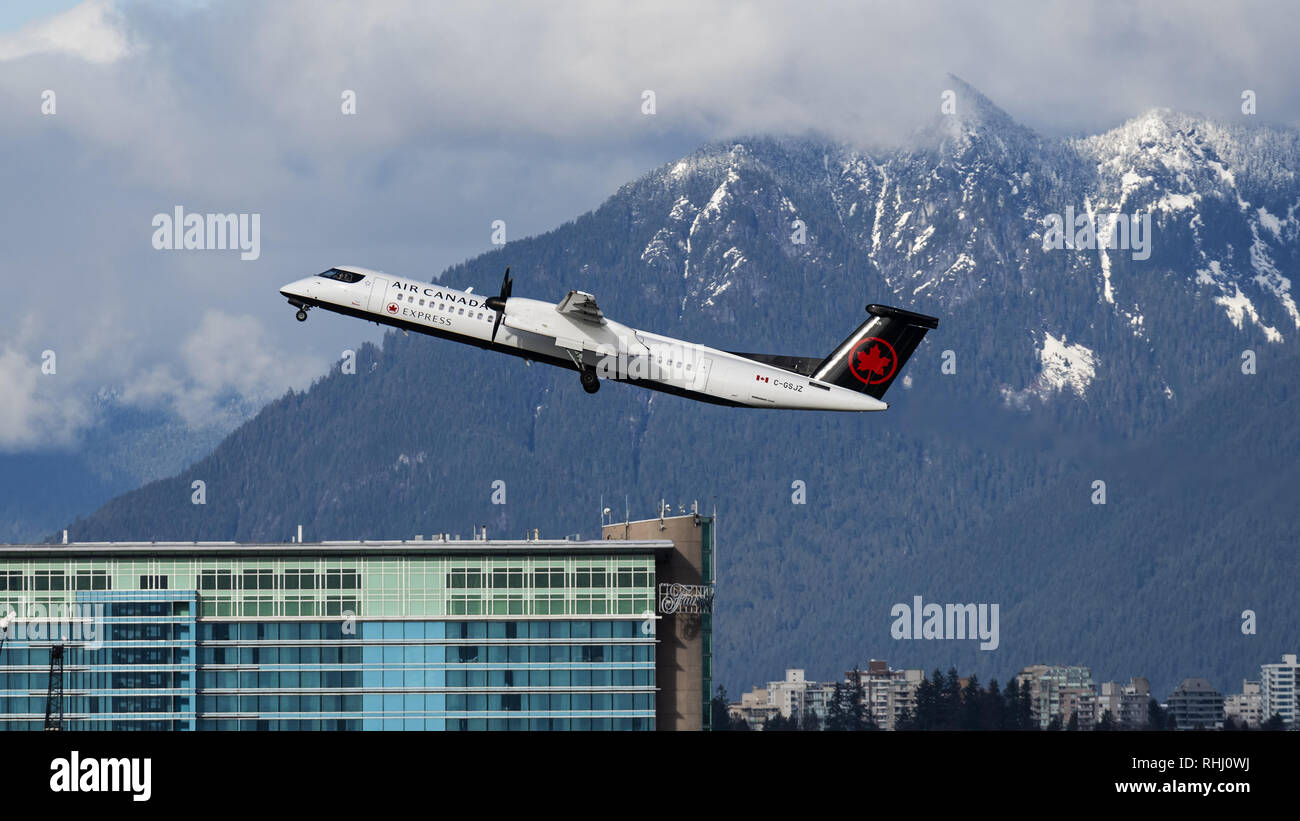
712, 497, 718, 587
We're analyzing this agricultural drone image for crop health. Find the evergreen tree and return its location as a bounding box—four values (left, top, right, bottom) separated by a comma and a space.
1047, 714, 1064, 731
984, 679, 1004, 730
1001, 679, 1022, 730
1261, 713, 1285, 731
763, 713, 789, 731
895, 706, 916, 731
709, 685, 732, 731
847, 667, 872, 730
1066, 710, 1079, 731
942, 668, 962, 730
1097, 709, 1116, 731
1146, 698, 1167, 730
960, 673, 982, 730
800, 708, 821, 732
914, 673, 939, 730
1017, 680, 1035, 730
826, 682, 849, 731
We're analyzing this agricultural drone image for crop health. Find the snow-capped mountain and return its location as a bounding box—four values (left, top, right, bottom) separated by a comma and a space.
610, 76, 1297, 422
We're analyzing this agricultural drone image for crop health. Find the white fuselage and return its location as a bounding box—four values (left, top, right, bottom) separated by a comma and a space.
280, 267, 887, 412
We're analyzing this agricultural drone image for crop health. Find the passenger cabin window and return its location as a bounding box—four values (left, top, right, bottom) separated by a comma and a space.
316, 268, 366, 284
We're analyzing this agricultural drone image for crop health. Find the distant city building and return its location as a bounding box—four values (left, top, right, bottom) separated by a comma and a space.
729, 660, 923, 730
846, 660, 925, 731
1016, 664, 1096, 730
1096, 677, 1150, 729
768, 668, 810, 719
731, 686, 780, 729
1224, 680, 1262, 728
1260, 653, 1298, 726
729, 669, 808, 729
1167, 678, 1224, 730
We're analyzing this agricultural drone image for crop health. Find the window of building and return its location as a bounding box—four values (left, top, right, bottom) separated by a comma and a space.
446, 568, 483, 589
282, 569, 317, 590
242, 569, 274, 590
31, 570, 66, 591
575, 566, 606, 587
324, 569, 360, 590
198, 569, 234, 590
489, 568, 523, 589
74, 570, 110, 591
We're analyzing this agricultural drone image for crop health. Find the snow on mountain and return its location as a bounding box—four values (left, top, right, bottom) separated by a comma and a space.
1002, 332, 1098, 408
619, 80, 1298, 409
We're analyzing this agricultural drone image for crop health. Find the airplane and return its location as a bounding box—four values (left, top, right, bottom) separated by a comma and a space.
279, 266, 938, 412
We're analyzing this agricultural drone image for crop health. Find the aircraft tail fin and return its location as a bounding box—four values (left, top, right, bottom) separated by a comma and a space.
812, 304, 939, 399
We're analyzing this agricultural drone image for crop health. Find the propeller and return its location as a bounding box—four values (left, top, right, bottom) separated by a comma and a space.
485, 267, 512, 343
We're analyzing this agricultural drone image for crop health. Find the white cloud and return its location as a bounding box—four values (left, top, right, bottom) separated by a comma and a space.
0, 0, 130, 64
120, 311, 323, 428
0, 0, 1297, 453
0, 329, 93, 450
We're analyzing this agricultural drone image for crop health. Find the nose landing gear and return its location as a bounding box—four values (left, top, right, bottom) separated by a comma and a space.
580, 366, 600, 394
295, 309, 308, 322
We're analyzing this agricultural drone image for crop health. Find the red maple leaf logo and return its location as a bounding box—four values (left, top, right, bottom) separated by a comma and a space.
386, 303, 399, 314
855, 344, 891, 378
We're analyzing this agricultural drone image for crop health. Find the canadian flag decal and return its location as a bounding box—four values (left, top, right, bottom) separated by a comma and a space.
755, 375, 769, 383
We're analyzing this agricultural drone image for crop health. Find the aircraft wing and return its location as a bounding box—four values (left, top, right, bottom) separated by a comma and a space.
555, 290, 605, 324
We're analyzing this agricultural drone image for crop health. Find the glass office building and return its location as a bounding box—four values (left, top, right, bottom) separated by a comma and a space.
0, 538, 673, 731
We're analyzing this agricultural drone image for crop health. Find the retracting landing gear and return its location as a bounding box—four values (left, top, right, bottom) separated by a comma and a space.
563, 348, 600, 394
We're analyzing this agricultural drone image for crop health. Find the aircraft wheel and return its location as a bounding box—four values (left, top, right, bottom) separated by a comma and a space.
580, 369, 600, 394
296, 309, 308, 322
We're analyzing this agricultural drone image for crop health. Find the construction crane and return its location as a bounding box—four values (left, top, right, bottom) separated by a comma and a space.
0, 614, 62, 730
43, 645, 64, 731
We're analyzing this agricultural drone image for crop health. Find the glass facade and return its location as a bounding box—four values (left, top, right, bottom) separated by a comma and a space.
699, 517, 714, 730
0, 547, 659, 731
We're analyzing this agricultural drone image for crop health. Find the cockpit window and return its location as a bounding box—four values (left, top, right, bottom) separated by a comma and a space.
317, 268, 366, 284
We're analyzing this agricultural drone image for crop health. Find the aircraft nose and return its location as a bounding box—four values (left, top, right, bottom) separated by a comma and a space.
279, 277, 313, 299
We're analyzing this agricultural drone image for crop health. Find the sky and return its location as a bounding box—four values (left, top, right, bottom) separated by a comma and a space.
1, 0, 1298, 451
